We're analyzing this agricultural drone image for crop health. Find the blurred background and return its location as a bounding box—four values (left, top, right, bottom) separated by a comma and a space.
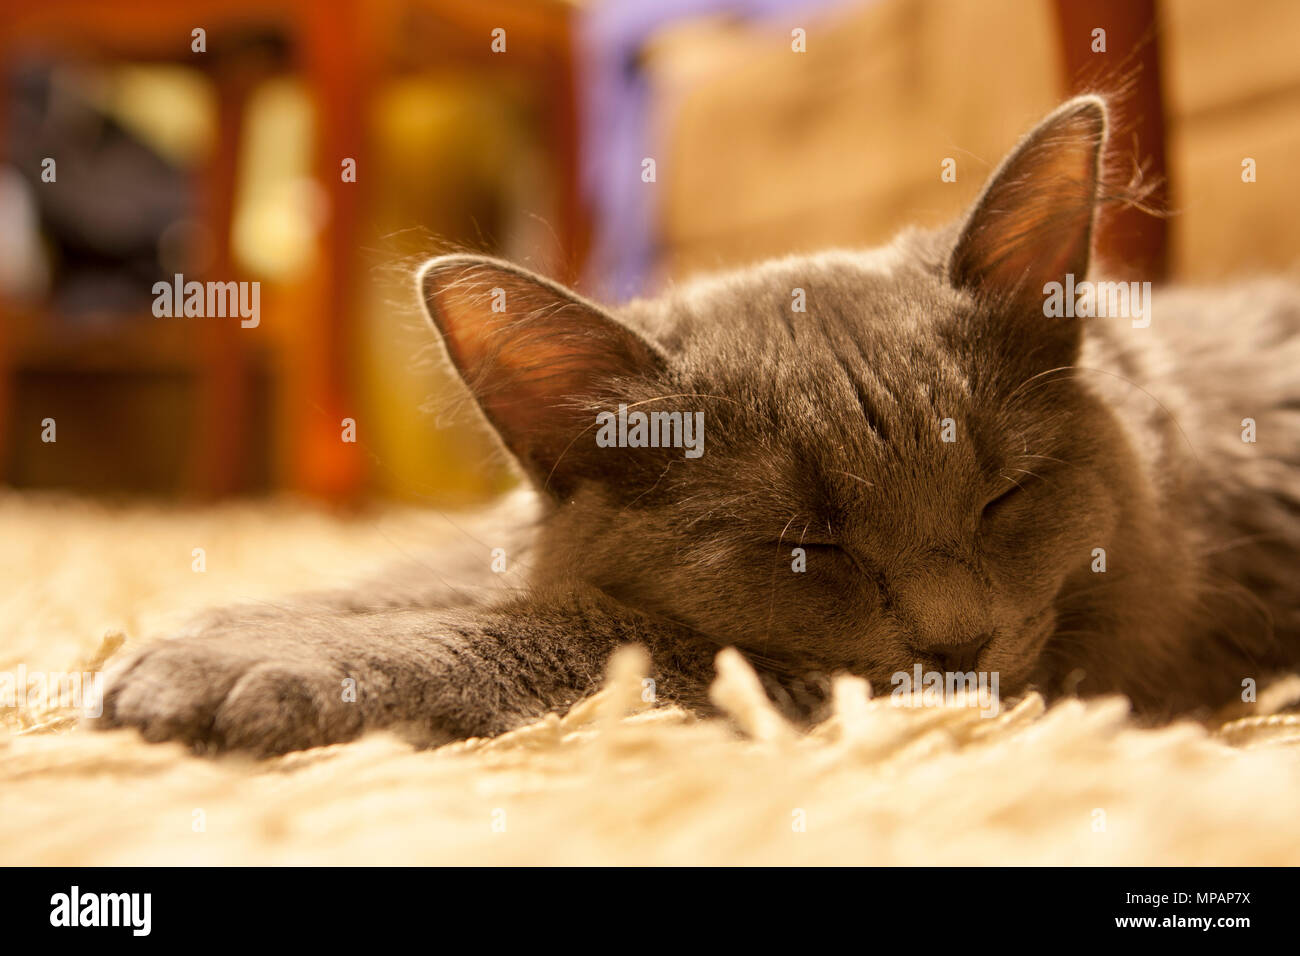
1, 0, 1297, 506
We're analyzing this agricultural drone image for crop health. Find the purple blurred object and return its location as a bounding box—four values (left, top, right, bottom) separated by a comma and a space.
576, 0, 846, 301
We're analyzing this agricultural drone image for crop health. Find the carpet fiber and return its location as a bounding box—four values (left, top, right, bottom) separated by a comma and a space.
3, 492, 1299, 865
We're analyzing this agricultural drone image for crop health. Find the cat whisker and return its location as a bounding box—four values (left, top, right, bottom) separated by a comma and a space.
1045, 365, 1203, 466
1008, 467, 1047, 484
618, 462, 677, 513
1005, 365, 1075, 405
830, 469, 875, 488
1195, 531, 1298, 560
1015, 452, 1070, 467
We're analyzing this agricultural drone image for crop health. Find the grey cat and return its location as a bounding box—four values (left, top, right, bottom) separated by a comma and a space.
99, 96, 1300, 756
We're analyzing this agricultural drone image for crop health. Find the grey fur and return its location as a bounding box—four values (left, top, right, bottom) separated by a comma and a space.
99, 97, 1300, 755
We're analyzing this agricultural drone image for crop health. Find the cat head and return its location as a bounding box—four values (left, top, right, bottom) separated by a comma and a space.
418, 96, 1131, 695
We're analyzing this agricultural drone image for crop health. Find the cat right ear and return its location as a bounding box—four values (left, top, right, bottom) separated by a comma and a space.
417, 254, 666, 497
948, 96, 1107, 365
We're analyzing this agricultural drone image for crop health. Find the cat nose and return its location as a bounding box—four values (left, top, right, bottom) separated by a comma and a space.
912, 634, 990, 672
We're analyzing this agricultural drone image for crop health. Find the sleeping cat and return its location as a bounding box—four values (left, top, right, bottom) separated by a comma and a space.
99, 96, 1300, 755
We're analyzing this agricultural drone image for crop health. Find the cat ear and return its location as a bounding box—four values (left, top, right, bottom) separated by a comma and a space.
948, 96, 1107, 352
418, 254, 666, 497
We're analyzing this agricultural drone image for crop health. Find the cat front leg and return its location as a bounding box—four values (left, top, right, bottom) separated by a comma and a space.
94, 604, 631, 756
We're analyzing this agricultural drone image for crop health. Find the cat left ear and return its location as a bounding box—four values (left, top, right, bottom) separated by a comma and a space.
418, 254, 665, 497
949, 96, 1107, 316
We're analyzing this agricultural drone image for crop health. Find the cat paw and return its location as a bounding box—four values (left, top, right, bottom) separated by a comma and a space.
97, 636, 363, 757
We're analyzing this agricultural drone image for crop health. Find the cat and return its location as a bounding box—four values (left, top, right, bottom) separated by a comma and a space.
98, 95, 1300, 756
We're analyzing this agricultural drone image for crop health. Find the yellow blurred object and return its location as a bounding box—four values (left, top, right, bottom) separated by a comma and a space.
357, 77, 557, 503
100, 64, 217, 167
231, 78, 322, 280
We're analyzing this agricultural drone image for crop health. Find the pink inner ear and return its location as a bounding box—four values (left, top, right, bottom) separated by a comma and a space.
951, 103, 1105, 303
460, 313, 630, 438
423, 260, 662, 483
439, 289, 644, 397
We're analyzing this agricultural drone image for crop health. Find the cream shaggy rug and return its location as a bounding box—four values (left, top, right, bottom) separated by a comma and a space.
3, 491, 1300, 866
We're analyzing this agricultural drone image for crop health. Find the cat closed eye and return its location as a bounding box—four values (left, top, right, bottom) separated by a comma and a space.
775, 541, 842, 552
980, 483, 1025, 519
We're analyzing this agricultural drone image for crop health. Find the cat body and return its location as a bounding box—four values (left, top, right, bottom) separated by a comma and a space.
100, 97, 1300, 755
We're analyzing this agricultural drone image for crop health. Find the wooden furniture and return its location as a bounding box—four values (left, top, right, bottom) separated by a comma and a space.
1054, 0, 1170, 283
645, 0, 1177, 284
0, 0, 584, 499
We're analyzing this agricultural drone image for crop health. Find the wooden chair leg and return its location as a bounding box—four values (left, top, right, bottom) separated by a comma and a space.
189, 70, 252, 497
1053, 0, 1171, 282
